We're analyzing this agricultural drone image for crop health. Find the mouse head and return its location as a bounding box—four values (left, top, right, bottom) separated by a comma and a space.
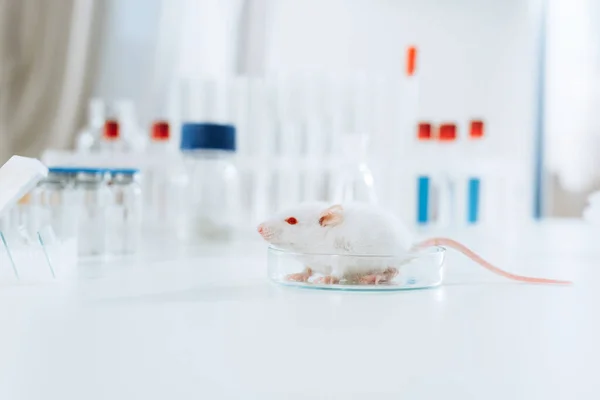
257, 203, 344, 250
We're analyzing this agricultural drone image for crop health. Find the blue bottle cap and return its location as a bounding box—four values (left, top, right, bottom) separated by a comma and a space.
109, 168, 139, 175
180, 123, 236, 151
48, 167, 81, 174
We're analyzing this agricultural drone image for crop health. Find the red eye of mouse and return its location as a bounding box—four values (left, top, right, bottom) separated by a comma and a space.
285, 217, 298, 225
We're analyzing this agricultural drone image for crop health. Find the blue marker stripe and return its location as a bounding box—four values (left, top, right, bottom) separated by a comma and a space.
468, 178, 480, 224
417, 176, 430, 224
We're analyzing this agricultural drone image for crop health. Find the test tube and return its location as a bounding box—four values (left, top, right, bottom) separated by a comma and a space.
301, 72, 327, 202
274, 74, 302, 209
436, 122, 458, 228
416, 122, 434, 226
249, 78, 276, 222
467, 120, 485, 224
332, 134, 378, 204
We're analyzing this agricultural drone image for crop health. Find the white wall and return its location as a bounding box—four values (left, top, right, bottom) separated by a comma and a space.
93, 0, 541, 162
545, 0, 600, 193
93, 0, 244, 124
267, 0, 540, 160
92, 0, 163, 123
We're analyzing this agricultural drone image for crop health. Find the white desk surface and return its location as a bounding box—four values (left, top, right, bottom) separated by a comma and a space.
0, 220, 598, 399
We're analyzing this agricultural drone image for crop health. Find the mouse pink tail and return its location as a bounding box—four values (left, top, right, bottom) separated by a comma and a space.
415, 237, 572, 285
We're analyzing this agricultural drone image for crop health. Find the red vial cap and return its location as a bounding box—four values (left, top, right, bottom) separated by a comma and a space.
470, 120, 484, 139
438, 123, 457, 142
151, 120, 170, 141
417, 122, 433, 140
104, 120, 119, 140
406, 46, 417, 76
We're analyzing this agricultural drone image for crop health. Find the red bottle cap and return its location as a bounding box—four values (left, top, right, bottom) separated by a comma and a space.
151, 121, 170, 141
406, 46, 417, 76
104, 120, 119, 140
470, 120, 484, 139
438, 123, 457, 142
417, 122, 433, 140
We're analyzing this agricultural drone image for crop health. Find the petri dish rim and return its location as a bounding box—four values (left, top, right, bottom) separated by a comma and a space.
267, 245, 446, 291
267, 245, 445, 260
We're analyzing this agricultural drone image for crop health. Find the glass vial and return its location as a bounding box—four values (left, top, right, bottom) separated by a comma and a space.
179, 123, 240, 241
74, 168, 110, 257
106, 169, 142, 255
30, 167, 78, 241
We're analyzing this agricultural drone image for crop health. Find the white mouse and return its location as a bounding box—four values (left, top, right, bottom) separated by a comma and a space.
257, 202, 571, 285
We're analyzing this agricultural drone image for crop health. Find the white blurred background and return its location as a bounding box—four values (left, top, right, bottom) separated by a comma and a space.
0, 0, 597, 217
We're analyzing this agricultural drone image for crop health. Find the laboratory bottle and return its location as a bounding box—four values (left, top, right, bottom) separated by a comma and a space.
331, 134, 378, 204
92, 100, 144, 153
73, 168, 110, 257
92, 119, 129, 153
143, 121, 183, 229
76, 98, 105, 153
179, 123, 240, 241
106, 169, 142, 255
435, 123, 458, 229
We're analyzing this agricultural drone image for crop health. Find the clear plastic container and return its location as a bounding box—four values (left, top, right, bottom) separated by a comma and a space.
179, 123, 240, 241
267, 246, 446, 291
90, 100, 146, 153
106, 168, 142, 255
0, 156, 77, 284
73, 168, 110, 257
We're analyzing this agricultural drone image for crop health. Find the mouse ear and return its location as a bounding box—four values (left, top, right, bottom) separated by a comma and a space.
319, 204, 344, 227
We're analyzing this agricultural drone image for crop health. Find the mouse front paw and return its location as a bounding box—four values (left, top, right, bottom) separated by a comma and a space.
313, 275, 340, 284
284, 267, 313, 282
358, 267, 399, 285
285, 272, 310, 282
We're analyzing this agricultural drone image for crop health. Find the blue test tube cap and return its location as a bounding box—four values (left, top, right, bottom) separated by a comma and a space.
180, 123, 236, 151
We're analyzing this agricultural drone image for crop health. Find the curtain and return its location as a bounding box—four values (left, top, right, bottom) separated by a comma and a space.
0, 0, 104, 164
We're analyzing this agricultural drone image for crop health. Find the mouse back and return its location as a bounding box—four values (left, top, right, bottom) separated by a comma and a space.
258, 202, 414, 256
328, 202, 413, 256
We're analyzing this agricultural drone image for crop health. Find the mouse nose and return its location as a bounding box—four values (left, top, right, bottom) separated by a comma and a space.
257, 224, 265, 236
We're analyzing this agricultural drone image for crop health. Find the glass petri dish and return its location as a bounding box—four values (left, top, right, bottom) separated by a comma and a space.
267, 246, 446, 291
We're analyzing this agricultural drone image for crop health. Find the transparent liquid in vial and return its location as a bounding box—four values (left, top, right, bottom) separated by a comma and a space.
74, 170, 110, 257
107, 170, 142, 255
